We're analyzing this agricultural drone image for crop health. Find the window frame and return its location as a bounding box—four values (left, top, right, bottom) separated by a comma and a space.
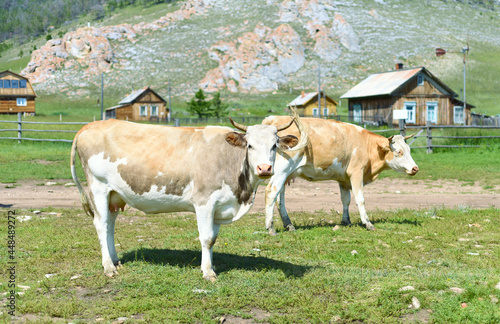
453, 105, 465, 124
16, 98, 27, 106
312, 108, 319, 117
426, 102, 438, 124
150, 105, 159, 117
322, 107, 329, 117
11, 80, 19, 88
417, 74, 424, 86
404, 101, 416, 124
19, 80, 27, 88
4, 80, 11, 88
139, 105, 148, 117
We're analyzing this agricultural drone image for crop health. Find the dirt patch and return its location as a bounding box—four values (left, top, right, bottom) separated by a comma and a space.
1, 178, 498, 213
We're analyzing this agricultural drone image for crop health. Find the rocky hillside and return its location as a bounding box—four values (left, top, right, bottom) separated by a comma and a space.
18, 0, 500, 102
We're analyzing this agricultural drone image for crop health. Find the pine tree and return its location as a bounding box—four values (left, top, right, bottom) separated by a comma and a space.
187, 89, 211, 118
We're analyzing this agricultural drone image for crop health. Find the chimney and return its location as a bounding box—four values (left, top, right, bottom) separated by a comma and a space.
395, 63, 404, 70
301, 91, 305, 98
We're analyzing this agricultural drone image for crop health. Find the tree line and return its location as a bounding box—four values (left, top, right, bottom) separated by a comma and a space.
0, 0, 178, 44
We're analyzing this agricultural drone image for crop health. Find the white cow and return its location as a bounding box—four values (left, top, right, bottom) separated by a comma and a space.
70, 117, 305, 281
262, 116, 419, 234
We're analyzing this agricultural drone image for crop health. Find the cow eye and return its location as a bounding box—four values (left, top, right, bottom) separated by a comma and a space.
248, 144, 253, 150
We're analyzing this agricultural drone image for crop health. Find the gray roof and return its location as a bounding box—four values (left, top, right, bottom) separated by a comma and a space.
340, 67, 457, 99
288, 91, 338, 107
119, 86, 150, 105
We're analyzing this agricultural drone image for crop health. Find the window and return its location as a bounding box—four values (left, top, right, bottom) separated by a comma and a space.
454, 106, 465, 124
353, 104, 362, 123
151, 105, 158, 117
19, 80, 27, 88
426, 102, 438, 123
312, 108, 319, 117
404, 102, 416, 124
139, 105, 148, 116
4, 80, 11, 88
11, 80, 19, 88
17, 98, 27, 106
417, 74, 424, 86
0, 80, 3, 88
322, 108, 329, 117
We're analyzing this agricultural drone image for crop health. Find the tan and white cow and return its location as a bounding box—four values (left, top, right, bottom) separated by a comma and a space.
262, 116, 419, 234
70, 117, 304, 281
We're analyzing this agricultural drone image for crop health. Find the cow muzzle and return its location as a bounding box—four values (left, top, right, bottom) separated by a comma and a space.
407, 165, 419, 176
257, 164, 273, 177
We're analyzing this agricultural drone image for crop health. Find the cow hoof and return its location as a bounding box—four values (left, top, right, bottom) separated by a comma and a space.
341, 221, 351, 227
286, 224, 296, 232
105, 270, 118, 278
203, 274, 217, 282
366, 223, 375, 231
268, 229, 277, 236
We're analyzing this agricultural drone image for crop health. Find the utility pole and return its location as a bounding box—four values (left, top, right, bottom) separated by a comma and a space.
100, 72, 104, 120
317, 64, 321, 116
461, 45, 469, 112
168, 78, 172, 122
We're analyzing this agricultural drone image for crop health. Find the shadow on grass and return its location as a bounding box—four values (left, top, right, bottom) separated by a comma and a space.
120, 248, 312, 278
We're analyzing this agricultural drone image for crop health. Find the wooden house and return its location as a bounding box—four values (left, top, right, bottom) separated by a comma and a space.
340, 66, 475, 126
105, 87, 168, 122
0, 70, 36, 114
288, 91, 338, 117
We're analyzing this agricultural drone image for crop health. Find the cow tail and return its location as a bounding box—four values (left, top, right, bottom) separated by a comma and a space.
70, 133, 95, 218
287, 106, 309, 152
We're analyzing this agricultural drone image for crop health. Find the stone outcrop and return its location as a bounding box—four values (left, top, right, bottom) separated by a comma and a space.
332, 14, 361, 53
199, 23, 305, 93
21, 0, 215, 84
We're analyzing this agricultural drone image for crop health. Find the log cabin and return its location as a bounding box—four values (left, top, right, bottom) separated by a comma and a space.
105, 87, 168, 122
0, 70, 36, 114
340, 65, 475, 126
288, 90, 338, 118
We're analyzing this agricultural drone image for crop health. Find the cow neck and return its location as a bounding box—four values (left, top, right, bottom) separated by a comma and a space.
234, 150, 260, 205
368, 135, 392, 181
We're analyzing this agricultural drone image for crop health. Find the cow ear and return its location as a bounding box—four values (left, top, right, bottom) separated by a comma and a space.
225, 132, 247, 148
278, 135, 299, 150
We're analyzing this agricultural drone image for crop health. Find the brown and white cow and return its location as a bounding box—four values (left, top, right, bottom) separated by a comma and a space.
261, 116, 419, 234
70, 117, 303, 281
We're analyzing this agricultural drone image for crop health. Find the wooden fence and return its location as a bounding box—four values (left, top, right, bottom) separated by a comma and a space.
373, 121, 500, 153
1, 114, 499, 154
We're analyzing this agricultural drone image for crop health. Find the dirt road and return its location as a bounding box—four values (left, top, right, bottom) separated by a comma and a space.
1, 178, 498, 213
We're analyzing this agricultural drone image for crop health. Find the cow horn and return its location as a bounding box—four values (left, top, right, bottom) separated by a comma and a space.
404, 133, 416, 140
387, 135, 394, 142
229, 117, 248, 132
276, 117, 295, 132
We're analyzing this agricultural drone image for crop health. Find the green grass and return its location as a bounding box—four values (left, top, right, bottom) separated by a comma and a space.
1, 207, 498, 323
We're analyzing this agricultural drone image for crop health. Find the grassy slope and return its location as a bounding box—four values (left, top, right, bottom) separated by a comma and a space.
1, 207, 498, 323
1, 0, 500, 118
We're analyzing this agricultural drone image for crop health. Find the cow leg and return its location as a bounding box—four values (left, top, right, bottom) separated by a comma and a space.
195, 207, 220, 282
350, 178, 375, 231
339, 182, 352, 226
264, 175, 289, 235
108, 210, 121, 268
277, 188, 295, 232
90, 181, 118, 276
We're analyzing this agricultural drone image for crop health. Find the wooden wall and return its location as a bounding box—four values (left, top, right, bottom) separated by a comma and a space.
299, 97, 337, 117
0, 98, 36, 113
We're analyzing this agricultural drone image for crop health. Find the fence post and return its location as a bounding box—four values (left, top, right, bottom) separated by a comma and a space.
17, 112, 22, 144
426, 121, 432, 154
399, 119, 406, 137
175, 118, 180, 127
